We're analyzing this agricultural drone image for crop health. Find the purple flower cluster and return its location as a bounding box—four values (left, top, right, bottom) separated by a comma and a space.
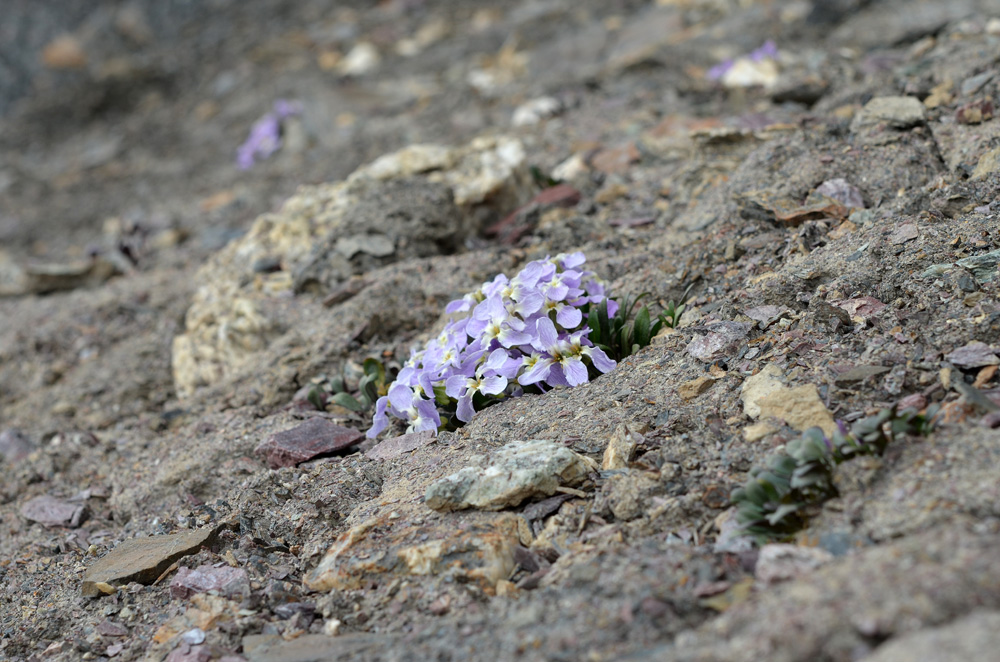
707, 40, 778, 81
236, 100, 302, 170
366, 252, 618, 438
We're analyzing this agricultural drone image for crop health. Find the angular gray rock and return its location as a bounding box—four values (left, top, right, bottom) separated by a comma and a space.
850, 96, 926, 132
425, 439, 595, 512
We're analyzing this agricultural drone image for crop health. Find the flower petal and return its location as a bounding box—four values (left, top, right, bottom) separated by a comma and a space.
388, 383, 415, 412
556, 305, 583, 329
456, 394, 476, 422
519, 357, 553, 385
480, 374, 508, 395
562, 356, 589, 386
445, 375, 469, 399
586, 346, 617, 373
366, 395, 390, 438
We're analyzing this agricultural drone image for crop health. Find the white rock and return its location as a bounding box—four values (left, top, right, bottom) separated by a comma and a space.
425, 439, 596, 512
338, 42, 380, 76
512, 96, 562, 126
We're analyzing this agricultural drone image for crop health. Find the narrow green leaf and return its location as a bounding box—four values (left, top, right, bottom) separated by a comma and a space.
633, 305, 651, 348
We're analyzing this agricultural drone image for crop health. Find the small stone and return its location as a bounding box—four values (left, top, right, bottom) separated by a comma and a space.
740, 364, 785, 419
532, 184, 581, 207
897, 393, 927, 411
21, 496, 86, 528
743, 305, 786, 328
724, 241, 745, 262
743, 420, 778, 442
552, 153, 588, 182
924, 80, 954, 108
170, 565, 250, 599
591, 143, 640, 174
851, 96, 926, 132
834, 365, 890, 385
602, 424, 641, 470
335, 234, 395, 259
961, 71, 993, 96
721, 58, 779, 89
511, 96, 561, 126
0, 429, 34, 464
338, 42, 380, 76
678, 375, 717, 400
972, 146, 1000, 180
181, 628, 206, 645
365, 430, 436, 461
495, 579, 519, 597
166, 644, 212, 662
686, 322, 750, 362
41, 34, 87, 69
255, 418, 363, 469
96, 620, 128, 637
814, 179, 864, 209
946, 341, 999, 368
755, 544, 833, 586
889, 223, 920, 245
425, 439, 595, 512
81, 524, 227, 597
757, 384, 837, 437
93, 582, 118, 595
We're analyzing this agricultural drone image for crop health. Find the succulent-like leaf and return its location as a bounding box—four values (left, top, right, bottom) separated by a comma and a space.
331, 392, 365, 412
633, 306, 652, 348
307, 386, 325, 411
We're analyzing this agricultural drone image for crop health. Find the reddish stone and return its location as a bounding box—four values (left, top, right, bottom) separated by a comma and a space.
170, 564, 249, 599
532, 183, 581, 207
0, 428, 34, 464
590, 143, 640, 174
255, 418, 363, 469
21, 495, 86, 528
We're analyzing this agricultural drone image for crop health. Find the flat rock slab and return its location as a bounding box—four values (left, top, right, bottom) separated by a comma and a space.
255, 418, 363, 469
364, 430, 435, 461
425, 439, 594, 512
81, 524, 227, 597
21, 495, 86, 528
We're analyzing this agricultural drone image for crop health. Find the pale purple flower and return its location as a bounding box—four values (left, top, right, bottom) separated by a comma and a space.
365, 251, 617, 438
445, 349, 511, 422
387, 383, 440, 433
750, 40, 777, 62
707, 40, 777, 82
236, 99, 302, 170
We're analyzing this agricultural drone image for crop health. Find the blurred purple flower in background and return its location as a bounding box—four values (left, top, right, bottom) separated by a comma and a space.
236, 99, 302, 170
707, 40, 778, 81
